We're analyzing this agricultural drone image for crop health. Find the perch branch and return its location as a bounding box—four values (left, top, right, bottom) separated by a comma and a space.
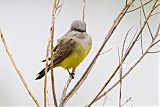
62, 0, 135, 106
59, 69, 75, 107
60, 0, 87, 106
0, 31, 40, 107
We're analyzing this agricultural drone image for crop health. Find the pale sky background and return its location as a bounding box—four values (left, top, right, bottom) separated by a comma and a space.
0, 0, 159, 107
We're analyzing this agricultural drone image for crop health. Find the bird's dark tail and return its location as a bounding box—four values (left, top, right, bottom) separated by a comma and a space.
35, 65, 50, 80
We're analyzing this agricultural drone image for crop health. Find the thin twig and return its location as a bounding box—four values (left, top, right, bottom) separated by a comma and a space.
63, 1, 135, 106
122, 26, 134, 58
127, 0, 154, 13
59, 69, 75, 107
87, 1, 158, 106
122, 97, 133, 106
47, 91, 51, 107
119, 26, 134, 107
50, 0, 58, 107
56, 0, 64, 18
125, 30, 138, 55
118, 48, 122, 107
140, 0, 154, 40
148, 50, 160, 53
82, 0, 86, 21
118, 27, 135, 107
0, 31, 40, 107
139, 4, 144, 54
151, 12, 160, 17
44, 36, 51, 107
150, 39, 160, 47
102, 95, 108, 106
99, 48, 112, 55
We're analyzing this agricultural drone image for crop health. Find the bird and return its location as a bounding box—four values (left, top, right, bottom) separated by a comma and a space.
35, 20, 92, 80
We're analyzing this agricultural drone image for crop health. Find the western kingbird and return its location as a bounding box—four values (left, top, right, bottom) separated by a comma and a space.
35, 20, 92, 80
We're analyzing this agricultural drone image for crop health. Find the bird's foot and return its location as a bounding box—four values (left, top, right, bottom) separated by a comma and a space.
67, 68, 75, 79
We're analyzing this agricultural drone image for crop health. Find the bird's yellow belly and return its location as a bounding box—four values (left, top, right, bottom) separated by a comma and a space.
57, 45, 91, 69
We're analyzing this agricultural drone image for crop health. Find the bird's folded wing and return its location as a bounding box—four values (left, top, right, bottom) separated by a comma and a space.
42, 38, 76, 65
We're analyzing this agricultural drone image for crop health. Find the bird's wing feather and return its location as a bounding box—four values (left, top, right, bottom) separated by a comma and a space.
42, 38, 76, 66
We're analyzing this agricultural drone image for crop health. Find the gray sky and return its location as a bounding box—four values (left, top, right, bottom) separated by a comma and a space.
0, 0, 159, 106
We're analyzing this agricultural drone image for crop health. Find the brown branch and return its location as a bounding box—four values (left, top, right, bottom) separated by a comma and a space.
62, 1, 135, 106
86, 0, 158, 106
50, 0, 58, 107
127, 0, 154, 13
119, 26, 134, 107
59, 69, 75, 107
56, 0, 64, 18
125, 30, 138, 55
151, 12, 160, 17
139, 5, 144, 54
44, 37, 51, 107
148, 50, 160, 53
82, 0, 86, 21
93, 19, 160, 104
150, 39, 160, 47
125, 0, 128, 6
122, 97, 133, 106
122, 26, 134, 58
99, 48, 112, 55
140, 0, 154, 40
118, 48, 122, 107
0, 31, 40, 107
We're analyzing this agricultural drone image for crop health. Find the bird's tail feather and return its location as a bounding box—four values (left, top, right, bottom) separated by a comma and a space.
35, 65, 50, 80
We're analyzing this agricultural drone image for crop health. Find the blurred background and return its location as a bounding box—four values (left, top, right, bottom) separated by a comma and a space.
0, 0, 159, 106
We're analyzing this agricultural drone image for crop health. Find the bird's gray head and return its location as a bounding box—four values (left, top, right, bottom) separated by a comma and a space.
70, 20, 86, 32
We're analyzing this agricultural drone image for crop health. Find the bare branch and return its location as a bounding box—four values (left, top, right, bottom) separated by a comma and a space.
118, 48, 122, 107
50, 0, 58, 107
127, 0, 154, 13
94, 19, 160, 104
82, 0, 86, 21
125, 30, 138, 55
148, 50, 160, 53
56, 0, 64, 18
0, 31, 40, 107
99, 48, 112, 55
151, 39, 160, 47
139, 5, 144, 54
122, 26, 134, 58
59, 69, 75, 107
151, 12, 160, 17
86, 0, 158, 106
44, 36, 51, 107
125, 0, 128, 6
140, 0, 154, 40
63, 1, 135, 106
122, 97, 133, 106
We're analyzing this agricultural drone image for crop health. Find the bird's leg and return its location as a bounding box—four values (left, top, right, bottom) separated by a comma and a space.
66, 67, 75, 79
